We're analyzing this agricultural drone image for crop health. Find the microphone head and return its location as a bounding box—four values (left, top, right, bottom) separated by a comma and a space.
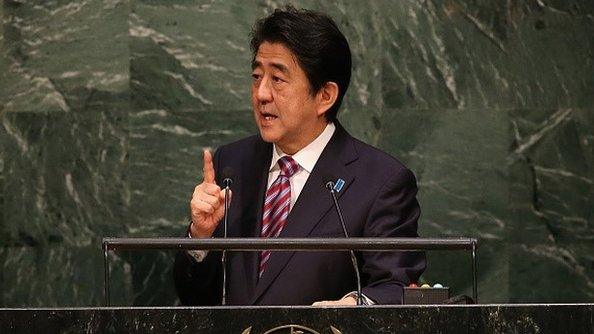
222, 167, 235, 187
321, 174, 336, 190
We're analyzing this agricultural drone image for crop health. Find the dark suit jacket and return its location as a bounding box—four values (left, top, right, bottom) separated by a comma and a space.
174, 123, 426, 305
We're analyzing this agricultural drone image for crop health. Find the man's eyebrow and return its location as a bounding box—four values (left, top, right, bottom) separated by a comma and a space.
251, 60, 290, 75
270, 62, 289, 75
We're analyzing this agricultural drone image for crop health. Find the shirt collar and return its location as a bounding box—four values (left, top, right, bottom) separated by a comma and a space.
269, 122, 336, 173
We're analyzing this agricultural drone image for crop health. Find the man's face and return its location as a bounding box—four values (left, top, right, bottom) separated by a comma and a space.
251, 42, 328, 154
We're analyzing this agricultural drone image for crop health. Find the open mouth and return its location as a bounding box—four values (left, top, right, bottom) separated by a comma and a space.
261, 112, 278, 121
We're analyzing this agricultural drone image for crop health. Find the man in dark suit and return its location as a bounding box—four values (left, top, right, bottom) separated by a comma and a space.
174, 6, 425, 306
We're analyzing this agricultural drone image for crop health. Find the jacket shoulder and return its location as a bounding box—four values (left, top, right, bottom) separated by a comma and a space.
212, 134, 271, 176
349, 136, 411, 175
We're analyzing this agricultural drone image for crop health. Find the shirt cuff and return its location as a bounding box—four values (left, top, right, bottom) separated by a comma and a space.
342, 291, 376, 305
186, 231, 209, 262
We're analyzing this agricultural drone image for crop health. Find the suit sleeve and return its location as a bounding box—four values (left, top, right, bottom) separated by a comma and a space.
360, 167, 426, 304
173, 148, 225, 306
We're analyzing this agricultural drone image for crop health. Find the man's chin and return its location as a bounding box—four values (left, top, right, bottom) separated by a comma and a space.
258, 130, 279, 144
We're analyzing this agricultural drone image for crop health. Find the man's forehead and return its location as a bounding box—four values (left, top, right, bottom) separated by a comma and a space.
252, 42, 298, 70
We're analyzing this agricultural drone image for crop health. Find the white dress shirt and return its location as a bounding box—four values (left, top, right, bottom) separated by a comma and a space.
267, 122, 335, 210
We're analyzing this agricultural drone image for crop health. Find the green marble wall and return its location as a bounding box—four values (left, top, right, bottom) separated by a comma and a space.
1, 0, 592, 306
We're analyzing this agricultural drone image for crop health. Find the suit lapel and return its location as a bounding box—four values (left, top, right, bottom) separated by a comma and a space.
251, 123, 358, 304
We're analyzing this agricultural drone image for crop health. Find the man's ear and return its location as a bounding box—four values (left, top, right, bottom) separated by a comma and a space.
316, 82, 339, 116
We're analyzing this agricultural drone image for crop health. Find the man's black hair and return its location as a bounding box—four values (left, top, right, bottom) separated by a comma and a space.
250, 6, 352, 121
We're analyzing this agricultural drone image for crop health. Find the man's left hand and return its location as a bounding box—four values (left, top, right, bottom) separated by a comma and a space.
312, 295, 357, 306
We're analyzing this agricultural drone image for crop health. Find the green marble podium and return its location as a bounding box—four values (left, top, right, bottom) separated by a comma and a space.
1, 305, 593, 333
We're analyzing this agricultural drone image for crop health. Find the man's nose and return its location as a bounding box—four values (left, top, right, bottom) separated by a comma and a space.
256, 77, 273, 103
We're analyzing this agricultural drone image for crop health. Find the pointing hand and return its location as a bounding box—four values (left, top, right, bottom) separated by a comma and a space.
189, 150, 229, 238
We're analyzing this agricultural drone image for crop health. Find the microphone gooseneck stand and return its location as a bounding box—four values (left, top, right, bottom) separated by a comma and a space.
325, 181, 363, 306
221, 177, 232, 306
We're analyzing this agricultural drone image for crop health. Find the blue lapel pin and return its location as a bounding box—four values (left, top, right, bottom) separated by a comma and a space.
333, 178, 345, 193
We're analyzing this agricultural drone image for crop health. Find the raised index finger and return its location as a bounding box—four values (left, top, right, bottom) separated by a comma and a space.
202, 149, 216, 184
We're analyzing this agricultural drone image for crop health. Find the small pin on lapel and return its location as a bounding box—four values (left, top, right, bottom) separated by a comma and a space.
333, 178, 345, 193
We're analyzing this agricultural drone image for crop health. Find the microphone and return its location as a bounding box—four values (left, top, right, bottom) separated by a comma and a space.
221, 167, 235, 238
222, 167, 234, 189
220, 167, 234, 306
324, 177, 363, 306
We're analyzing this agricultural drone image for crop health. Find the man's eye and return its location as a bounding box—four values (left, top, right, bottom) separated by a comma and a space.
252, 74, 261, 80
272, 76, 283, 83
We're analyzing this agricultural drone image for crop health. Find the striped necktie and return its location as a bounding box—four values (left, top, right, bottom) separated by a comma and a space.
259, 156, 299, 277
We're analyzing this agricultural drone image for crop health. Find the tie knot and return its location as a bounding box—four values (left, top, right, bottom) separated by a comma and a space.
278, 156, 299, 177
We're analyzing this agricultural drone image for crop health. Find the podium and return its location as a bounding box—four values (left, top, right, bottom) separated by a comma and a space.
1, 305, 593, 333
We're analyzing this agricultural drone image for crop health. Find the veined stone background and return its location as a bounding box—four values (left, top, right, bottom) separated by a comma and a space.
0, 0, 592, 306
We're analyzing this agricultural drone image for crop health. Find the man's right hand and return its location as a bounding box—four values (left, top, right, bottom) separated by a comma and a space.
189, 150, 228, 238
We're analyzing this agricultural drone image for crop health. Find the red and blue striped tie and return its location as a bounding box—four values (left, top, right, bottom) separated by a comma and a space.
259, 156, 299, 277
